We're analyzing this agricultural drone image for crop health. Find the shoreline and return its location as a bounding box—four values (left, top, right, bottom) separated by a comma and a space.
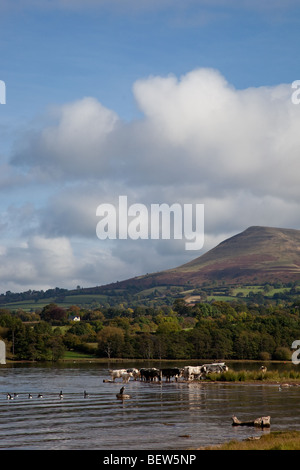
3, 359, 300, 386
194, 430, 300, 450
3, 357, 296, 363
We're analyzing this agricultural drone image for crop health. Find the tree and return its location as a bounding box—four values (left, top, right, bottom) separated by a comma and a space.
173, 299, 190, 316
156, 315, 181, 335
209, 328, 233, 359
273, 346, 291, 361
48, 335, 65, 361
97, 326, 124, 358
68, 322, 96, 341
187, 327, 212, 358
67, 305, 81, 317
40, 303, 67, 324
234, 330, 261, 360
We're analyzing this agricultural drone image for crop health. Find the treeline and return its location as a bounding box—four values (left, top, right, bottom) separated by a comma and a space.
1, 300, 300, 361
0, 287, 69, 304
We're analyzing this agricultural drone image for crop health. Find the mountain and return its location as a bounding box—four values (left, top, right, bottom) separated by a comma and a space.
164, 225, 300, 285
99, 226, 300, 290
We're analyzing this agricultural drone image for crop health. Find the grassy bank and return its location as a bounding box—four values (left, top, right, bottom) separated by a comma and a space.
203, 369, 300, 383
199, 431, 300, 450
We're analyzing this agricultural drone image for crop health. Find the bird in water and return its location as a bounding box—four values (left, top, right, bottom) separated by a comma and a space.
116, 386, 130, 400
38, 394, 43, 398
278, 383, 290, 391
84, 390, 89, 398
59, 390, 64, 399
6, 393, 13, 400
28, 393, 33, 399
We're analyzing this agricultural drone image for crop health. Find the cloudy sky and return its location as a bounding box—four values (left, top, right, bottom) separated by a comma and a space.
1, 0, 300, 293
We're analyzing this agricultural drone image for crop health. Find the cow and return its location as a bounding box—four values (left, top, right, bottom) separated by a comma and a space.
127, 368, 140, 380
160, 368, 183, 382
182, 366, 203, 381
109, 369, 128, 382
140, 368, 162, 382
121, 371, 133, 383
201, 363, 228, 375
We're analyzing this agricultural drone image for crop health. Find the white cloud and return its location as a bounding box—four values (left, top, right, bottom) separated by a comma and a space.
0, 235, 160, 292
12, 97, 119, 179
0, 236, 74, 291
4, 68, 300, 291
11, 68, 300, 198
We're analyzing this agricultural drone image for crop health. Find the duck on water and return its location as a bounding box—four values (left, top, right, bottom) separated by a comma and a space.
116, 386, 130, 400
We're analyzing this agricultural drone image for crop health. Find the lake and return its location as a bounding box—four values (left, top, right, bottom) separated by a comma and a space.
1, 361, 300, 450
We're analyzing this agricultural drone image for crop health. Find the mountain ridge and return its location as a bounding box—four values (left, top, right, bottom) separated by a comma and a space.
95, 225, 300, 291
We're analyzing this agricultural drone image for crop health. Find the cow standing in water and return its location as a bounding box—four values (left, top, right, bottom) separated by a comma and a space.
109, 369, 133, 382
139, 368, 162, 382
127, 368, 140, 380
182, 366, 203, 381
160, 368, 182, 382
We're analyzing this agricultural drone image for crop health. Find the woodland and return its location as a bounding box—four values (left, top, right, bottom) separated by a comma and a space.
0, 298, 299, 362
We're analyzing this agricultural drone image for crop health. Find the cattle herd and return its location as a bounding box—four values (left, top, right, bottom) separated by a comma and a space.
106, 362, 228, 383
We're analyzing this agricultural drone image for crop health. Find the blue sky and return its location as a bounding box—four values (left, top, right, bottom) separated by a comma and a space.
1, 0, 300, 292
2, 1, 299, 120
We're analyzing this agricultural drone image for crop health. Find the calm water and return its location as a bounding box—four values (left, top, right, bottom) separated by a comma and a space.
1, 361, 300, 450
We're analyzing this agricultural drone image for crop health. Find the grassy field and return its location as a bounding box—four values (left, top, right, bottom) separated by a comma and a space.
1, 283, 298, 311
232, 285, 292, 297
63, 350, 98, 360
199, 431, 300, 450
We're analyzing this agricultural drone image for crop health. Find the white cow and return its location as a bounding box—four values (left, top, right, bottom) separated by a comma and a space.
109, 369, 128, 382
109, 369, 135, 382
121, 372, 133, 383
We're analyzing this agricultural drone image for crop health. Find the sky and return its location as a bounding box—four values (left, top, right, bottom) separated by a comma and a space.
1, 0, 300, 293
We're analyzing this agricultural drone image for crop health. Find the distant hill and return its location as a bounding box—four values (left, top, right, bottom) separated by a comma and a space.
2, 226, 300, 310
96, 226, 300, 290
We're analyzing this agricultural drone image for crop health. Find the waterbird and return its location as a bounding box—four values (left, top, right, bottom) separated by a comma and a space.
28, 393, 32, 399
13, 393, 18, 398
116, 386, 130, 400
38, 394, 43, 398
278, 383, 290, 391
6, 393, 13, 400
59, 390, 64, 399
84, 390, 89, 398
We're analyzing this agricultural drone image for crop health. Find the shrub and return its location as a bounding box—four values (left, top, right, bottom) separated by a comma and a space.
272, 347, 291, 361
259, 351, 271, 361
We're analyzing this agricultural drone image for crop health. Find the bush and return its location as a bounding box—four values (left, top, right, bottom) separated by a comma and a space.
272, 347, 291, 361
259, 351, 271, 361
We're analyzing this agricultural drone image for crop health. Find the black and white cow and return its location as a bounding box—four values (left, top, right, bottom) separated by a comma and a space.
201, 363, 228, 375
160, 368, 182, 382
139, 368, 162, 382
182, 366, 203, 381
127, 368, 140, 380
